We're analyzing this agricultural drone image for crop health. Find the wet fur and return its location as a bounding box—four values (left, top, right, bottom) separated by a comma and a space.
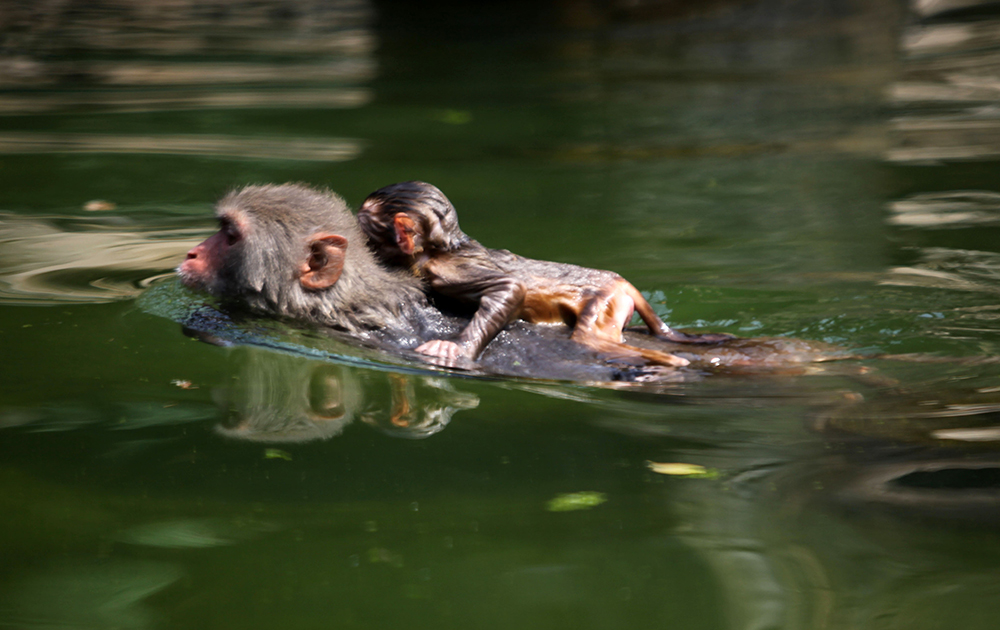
214, 184, 431, 336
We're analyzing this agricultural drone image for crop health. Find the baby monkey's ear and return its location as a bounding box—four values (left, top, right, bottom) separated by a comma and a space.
393, 213, 419, 255
299, 234, 348, 291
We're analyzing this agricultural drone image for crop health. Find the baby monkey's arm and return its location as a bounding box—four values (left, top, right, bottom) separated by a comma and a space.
414, 256, 526, 364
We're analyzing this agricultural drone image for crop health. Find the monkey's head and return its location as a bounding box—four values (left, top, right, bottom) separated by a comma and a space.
179, 183, 404, 326
358, 181, 469, 264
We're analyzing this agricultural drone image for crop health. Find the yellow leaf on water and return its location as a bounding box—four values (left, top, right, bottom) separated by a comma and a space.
647, 462, 719, 478
546, 491, 607, 512
264, 448, 292, 461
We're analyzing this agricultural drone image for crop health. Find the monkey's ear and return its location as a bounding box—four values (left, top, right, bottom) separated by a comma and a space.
300, 234, 348, 291
393, 213, 418, 255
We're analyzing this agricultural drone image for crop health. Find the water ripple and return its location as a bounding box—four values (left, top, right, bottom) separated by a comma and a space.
0, 132, 362, 161
883, 246, 1000, 293
0, 213, 197, 304
888, 191, 1000, 228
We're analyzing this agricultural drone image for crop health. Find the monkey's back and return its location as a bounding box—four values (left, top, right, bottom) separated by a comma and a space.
484, 247, 624, 325
488, 248, 617, 285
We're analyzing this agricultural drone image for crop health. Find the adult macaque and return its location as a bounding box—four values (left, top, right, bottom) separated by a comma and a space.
173, 183, 673, 380
177, 183, 444, 345
166, 183, 914, 384
357, 181, 732, 367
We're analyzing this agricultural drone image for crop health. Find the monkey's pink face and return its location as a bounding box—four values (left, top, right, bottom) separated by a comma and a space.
177, 217, 242, 293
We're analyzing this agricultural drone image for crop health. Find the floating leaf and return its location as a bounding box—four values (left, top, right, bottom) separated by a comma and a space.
546, 491, 607, 512
647, 461, 719, 479
264, 448, 292, 461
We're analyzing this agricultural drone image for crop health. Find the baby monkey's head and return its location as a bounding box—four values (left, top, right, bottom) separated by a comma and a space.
358, 181, 470, 263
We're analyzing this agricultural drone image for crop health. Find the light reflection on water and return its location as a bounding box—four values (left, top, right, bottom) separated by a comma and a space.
0, 212, 198, 304
0, 133, 363, 161
2, 0, 1000, 629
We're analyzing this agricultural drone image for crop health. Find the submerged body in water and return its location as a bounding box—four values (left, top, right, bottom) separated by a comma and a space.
170, 183, 855, 384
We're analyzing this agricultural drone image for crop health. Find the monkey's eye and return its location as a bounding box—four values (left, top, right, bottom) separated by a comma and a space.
219, 219, 241, 246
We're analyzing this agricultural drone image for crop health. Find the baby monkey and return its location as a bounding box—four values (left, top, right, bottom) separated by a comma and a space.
358, 181, 732, 367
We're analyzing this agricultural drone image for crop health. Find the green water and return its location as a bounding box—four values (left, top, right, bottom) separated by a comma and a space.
4, 1, 1000, 628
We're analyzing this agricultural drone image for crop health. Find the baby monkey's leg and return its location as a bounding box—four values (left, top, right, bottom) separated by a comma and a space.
625, 282, 733, 344
594, 341, 691, 368
571, 286, 690, 367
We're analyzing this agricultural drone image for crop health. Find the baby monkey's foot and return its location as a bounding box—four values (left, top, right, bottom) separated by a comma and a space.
656, 329, 735, 345
601, 347, 690, 368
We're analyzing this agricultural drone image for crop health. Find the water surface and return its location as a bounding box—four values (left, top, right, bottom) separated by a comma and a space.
3, 1, 1000, 629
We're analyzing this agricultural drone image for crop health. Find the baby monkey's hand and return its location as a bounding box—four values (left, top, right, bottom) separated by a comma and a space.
415, 339, 475, 368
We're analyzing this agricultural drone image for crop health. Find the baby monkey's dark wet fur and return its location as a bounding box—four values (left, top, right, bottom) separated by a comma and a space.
358, 181, 733, 367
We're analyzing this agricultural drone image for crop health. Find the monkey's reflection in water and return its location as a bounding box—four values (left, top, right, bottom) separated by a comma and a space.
215, 347, 479, 443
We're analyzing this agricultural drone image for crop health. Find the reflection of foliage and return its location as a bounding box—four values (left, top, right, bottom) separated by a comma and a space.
0, 0, 374, 85
546, 491, 607, 512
